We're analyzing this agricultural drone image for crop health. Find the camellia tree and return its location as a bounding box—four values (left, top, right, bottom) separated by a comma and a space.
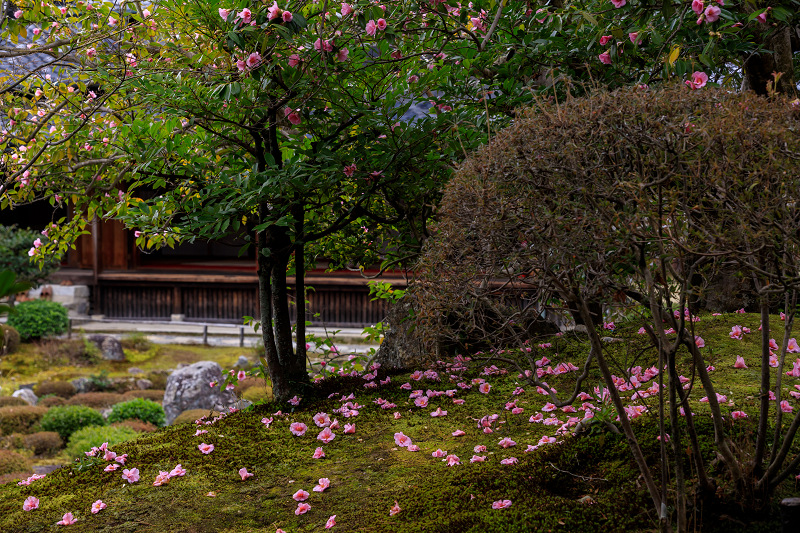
1, 0, 797, 402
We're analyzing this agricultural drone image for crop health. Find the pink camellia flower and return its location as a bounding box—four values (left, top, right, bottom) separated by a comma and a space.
104, 464, 119, 472
470, 455, 487, 463
431, 448, 446, 458
288, 54, 301, 67
198, 443, 214, 454
314, 412, 331, 427
23, 496, 39, 511
344, 423, 356, 434
288, 395, 301, 406
787, 338, 800, 353
629, 32, 639, 44
686, 71, 709, 90
731, 411, 748, 420
734, 356, 748, 369
219, 8, 230, 19
290, 422, 308, 436
283, 11, 293, 22
246, 52, 261, 69
287, 111, 302, 125
14, 9, 23, 18
479, 383, 491, 394
239, 468, 254, 480
376, 18, 387, 31
444, 454, 461, 466
431, 407, 447, 417
704, 5, 720, 22
313, 446, 326, 459
492, 499, 512, 509
170, 464, 186, 477
756, 9, 769, 24
295, 503, 311, 515
365, 19, 377, 36
236, 8, 252, 24
325, 515, 336, 529
341, 3, 354, 16
268, 2, 282, 20
57, 512, 77, 525
610, 0, 626, 6
318, 427, 336, 443
394, 432, 412, 447
474, 444, 487, 453
390, 501, 401, 516
598, 51, 612, 65
539, 435, 557, 445
695, 336, 705, 348
414, 396, 429, 408
336, 48, 349, 62
500, 457, 519, 465
153, 471, 171, 486
692, 0, 704, 14
121, 468, 140, 483
599, 35, 612, 46
237, 370, 246, 381
343, 164, 357, 177
452, 429, 466, 437
407, 444, 421, 451
781, 401, 793, 413
91, 500, 106, 514
293, 489, 310, 501
498, 437, 516, 448
313, 478, 330, 492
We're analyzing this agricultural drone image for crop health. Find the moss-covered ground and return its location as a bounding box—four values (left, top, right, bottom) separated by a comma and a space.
2, 312, 800, 532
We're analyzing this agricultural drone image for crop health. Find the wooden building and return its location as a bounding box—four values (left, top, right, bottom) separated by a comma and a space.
3, 204, 401, 326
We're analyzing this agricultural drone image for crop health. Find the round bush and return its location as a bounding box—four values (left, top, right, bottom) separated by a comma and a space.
0, 397, 28, 408
68, 392, 125, 409
40, 405, 105, 441
1, 326, 20, 354
7, 300, 69, 341
107, 398, 165, 427
34, 381, 76, 399
38, 396, 67, 408
111, 419, 158, 433
121, 389, 165, 403
242, 386, 272, 403
23, 431, 63, 456
171, 409, 220, 426
0, 450, 30, 475
0, 406, 48, 435
65, 425, 140, 460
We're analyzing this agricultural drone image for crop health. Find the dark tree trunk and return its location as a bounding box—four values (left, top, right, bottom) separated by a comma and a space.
741, 25, 797, 97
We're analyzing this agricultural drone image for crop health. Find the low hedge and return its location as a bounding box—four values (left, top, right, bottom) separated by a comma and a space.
40, 405, 105, 441
0, 406, 48, 435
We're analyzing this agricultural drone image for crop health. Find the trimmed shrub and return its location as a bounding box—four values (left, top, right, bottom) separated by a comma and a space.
111, 419, 158, 433
242, 386, 272, 403
0, 406, 47, 435
34, 381, 76, 399
171, 409, 220, 426
68, 393, 125, 409
1, 326, 20, 354
107, 398, 165, 427
234, 376, 268, 395
120, 332, 152, 352
7, 300, 68, 341
38, 396, 67, 408
0, 433, 25, 450
23, 431, 63, 456
40, 405, 105, 441
0, 397, 28, 408
65, 425, 140, 460
37, 338, 99, 367
0, 450, 30, 475
121, 390, 165, 403
145, 372, 168, 390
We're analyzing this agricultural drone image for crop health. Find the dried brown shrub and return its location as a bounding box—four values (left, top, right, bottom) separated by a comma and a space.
33, 381, 76, 399
0, 397, 28, 408
23, 431, 63, 456
67, 393, 125, 409
0, 406, 48, 435
38, 396, 67, 408
121, 390, 165, 403
0, 450, 30, 475
111, 419, 157, 433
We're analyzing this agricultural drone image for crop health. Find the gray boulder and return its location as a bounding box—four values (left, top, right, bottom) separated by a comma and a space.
135, 379, 153, 390
87, 335, 126, 361
163, 361, 238, 425
371, 298, 428, 371
71, 377, 92, 394
12, 388, 37, 406
234, 355, 250, 369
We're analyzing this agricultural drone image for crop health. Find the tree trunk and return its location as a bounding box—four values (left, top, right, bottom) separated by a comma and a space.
741, 25, 797, 97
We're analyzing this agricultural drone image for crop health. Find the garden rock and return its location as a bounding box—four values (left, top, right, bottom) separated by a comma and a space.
163, 361, 238, 425
71, 377, 92, 394
11, 388, 37, 406
87, 335, 125, 361
128, 367, 144, 375
372, 298, 427, 371
136, 379, 153, 390
235, 355, 250, 369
